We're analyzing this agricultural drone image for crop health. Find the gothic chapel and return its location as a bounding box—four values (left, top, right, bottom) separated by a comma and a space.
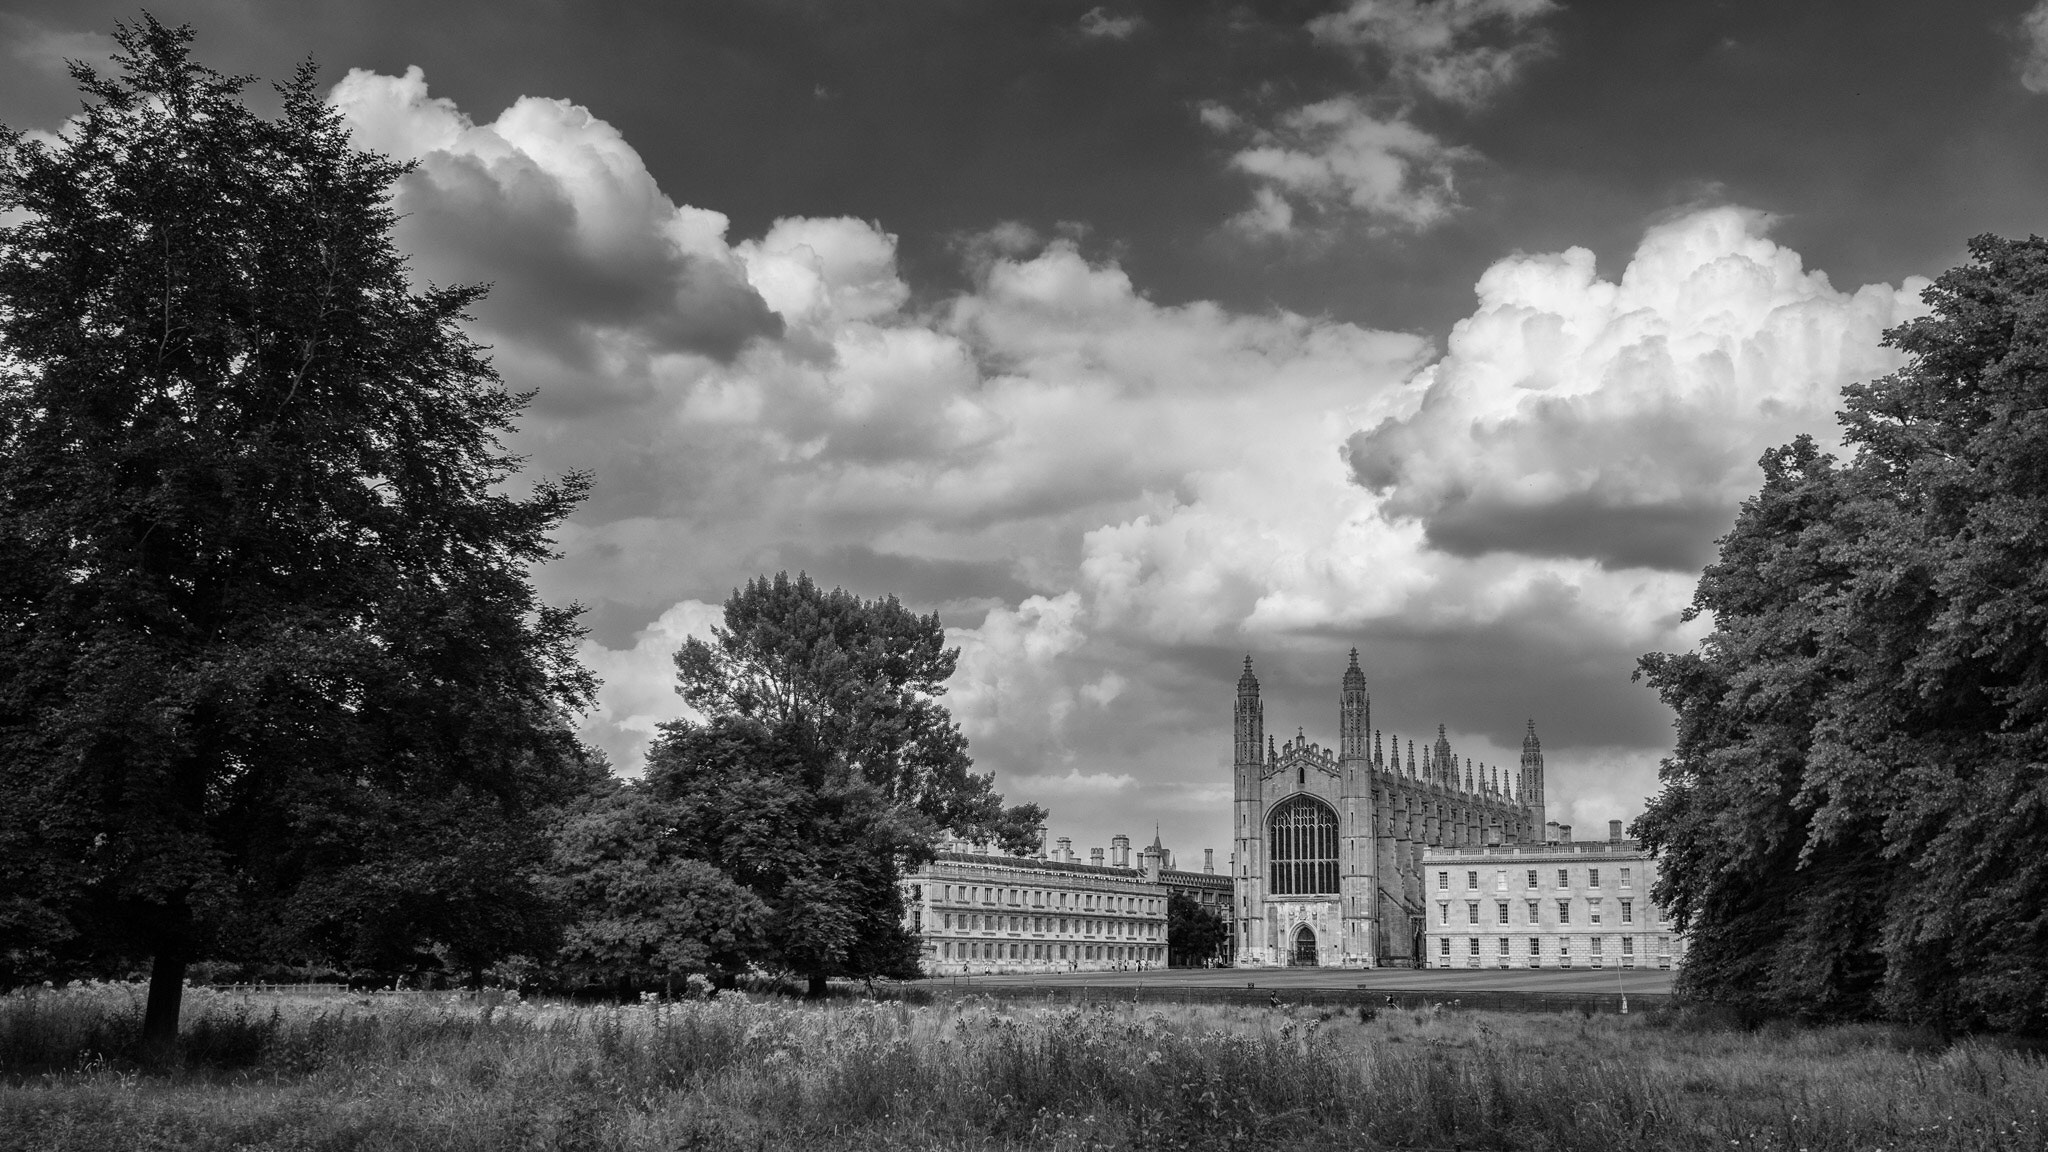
1231, 652, 1546, 967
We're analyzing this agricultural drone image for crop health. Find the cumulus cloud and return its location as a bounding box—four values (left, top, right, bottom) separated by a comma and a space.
330, 66, 779, 389
575, 600, 723, 773
1077, 7, 1144, 41
1207, 0, 1554, 236
2021, 2, 2048, 93
1345, 207, 1928, 571
1307, 0, 1558, 107
1217, 97, 1468, 234
331, 66, 1924, 850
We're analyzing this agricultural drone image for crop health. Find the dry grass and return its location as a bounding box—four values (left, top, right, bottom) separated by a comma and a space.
2, 982, 2043, 1150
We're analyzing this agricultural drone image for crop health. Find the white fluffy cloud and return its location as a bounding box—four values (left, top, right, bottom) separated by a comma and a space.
2022, 2, 2048, 94
1347, 206, 1928, 570
1221, 97, 1467, 233
1207, 0, 1555, 237
573, 600, 723, 771
333, 70, 1924, 851
1307, 0, 1558, 107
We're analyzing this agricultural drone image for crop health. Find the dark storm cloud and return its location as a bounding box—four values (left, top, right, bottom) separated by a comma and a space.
393, 153, 781, 370
1416, 492, 1733, 572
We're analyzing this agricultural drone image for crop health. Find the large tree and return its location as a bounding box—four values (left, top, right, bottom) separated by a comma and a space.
1637, 235, 2048, 1033
648, 572, 1045, 993
0, 20, 595, 1051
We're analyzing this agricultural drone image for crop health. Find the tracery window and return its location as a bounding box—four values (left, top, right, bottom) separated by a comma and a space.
1267, 795, 1339, 895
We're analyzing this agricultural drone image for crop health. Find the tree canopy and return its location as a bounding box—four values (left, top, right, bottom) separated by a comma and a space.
1636, 234, 2048, 1034
674, 572, 1045, 852
0, 19, 595, 1048
571, 572, 1046, 994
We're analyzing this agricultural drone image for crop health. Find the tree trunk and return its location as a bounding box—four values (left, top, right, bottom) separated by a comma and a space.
807, 973, 828, 999
141, 948, 188, 1065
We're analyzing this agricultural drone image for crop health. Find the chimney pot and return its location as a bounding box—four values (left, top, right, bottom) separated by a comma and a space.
1609, 819, 1624, 842
1204, 848, 1215, 874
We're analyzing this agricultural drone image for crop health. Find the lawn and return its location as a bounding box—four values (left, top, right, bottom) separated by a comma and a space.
1, 982, 2041, 1150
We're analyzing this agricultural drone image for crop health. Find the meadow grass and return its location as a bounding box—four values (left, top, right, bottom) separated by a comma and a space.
1, 982, 2042, 1151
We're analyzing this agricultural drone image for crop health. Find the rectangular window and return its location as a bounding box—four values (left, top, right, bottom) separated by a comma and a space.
1591, 937, 1604, 968
1527, 901, 1539, 923
1467, 870, 1479, 890
1621, 899, 1633, 924
1497, 902, 1509, 925
1437, 871, 1448, 890
1591, 903, 1603, 925
1439, 902, 1450, 926
1468, 937, 1480, 956
1528, 937, 1541, 967
1558, 869, 1569, 888
1589, 868, 1601, 889
1497, 938, 1510, 966
1526, 869, 1538, 889
1560, 939, 1571, 967
1467, 901, 1480, 925
1620, 867, 1632, 890
1495, 869, 1507, 892
1622, 937, 1634, 955
1557, 900, 1571, 924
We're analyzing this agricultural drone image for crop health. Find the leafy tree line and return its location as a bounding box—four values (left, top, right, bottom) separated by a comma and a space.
0, 20, 1040, 1053
1636, 234, 2048, 1034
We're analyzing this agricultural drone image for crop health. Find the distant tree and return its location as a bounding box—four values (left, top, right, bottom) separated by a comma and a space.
549, 785, 767, 992
0, 19, 594, 1053
1637, 235, 2048, 1033
645, 715, 925, 994
650, 573, 1046, 994
1165, 891, 1228, 968
674, 572, 1046, 852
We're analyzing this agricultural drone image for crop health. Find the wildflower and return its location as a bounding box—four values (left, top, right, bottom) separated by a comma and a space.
1145, 1051, 1164, 1066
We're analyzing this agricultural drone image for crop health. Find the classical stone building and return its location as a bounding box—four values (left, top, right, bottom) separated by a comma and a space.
902, 831, 1232, 974
904, 838, 1169, 975
1420, 821, 1687, 970
1231, 651, 1546, 968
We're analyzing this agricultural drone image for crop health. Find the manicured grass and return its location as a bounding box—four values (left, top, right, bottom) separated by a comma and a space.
2, 982, 2042, 1150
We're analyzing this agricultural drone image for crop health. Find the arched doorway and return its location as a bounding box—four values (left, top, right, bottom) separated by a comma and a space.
1290, 925, 1318, 967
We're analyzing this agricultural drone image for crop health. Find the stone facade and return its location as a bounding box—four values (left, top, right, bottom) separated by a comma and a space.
1231, 651, 1547, 968
1419, 825, 1687, 970
904, 845, 1169, 975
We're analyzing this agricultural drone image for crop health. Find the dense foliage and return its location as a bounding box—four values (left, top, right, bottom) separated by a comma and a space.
0, 20, 597, 1045
551, 573, 1044, 993
1636, 234, 2048, 1033
1165, 890, 1230, 967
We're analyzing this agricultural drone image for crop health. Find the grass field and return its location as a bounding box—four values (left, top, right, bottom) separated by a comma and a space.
2, 982, 2043, 1151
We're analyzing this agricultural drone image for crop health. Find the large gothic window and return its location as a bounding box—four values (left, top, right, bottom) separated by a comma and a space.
1268, 796, 1339, 895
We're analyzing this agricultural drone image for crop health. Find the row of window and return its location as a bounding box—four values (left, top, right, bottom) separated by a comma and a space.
1436, 935, 1675, 968
933, 913, 1160, 940
936, 941, 1162, 964
916, 882, 1161, 915
1437, 898, 1651, 927
1436, 867, 1633, 893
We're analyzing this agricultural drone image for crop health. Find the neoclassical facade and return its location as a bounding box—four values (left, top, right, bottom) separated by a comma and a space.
1231, 651, 1547, 967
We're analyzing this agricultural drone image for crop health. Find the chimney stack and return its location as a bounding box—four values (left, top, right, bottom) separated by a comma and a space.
1204, 848, 1215, 874
1608, 819, 1624, 842
1090, 847, 1105, 867
1544, 820, 1561, 844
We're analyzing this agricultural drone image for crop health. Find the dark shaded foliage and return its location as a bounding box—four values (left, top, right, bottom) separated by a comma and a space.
0, 18, 596, 1046
1638, 234, 2048, 1034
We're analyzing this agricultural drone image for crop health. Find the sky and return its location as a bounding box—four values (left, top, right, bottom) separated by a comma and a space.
6, 0, 2048, 858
